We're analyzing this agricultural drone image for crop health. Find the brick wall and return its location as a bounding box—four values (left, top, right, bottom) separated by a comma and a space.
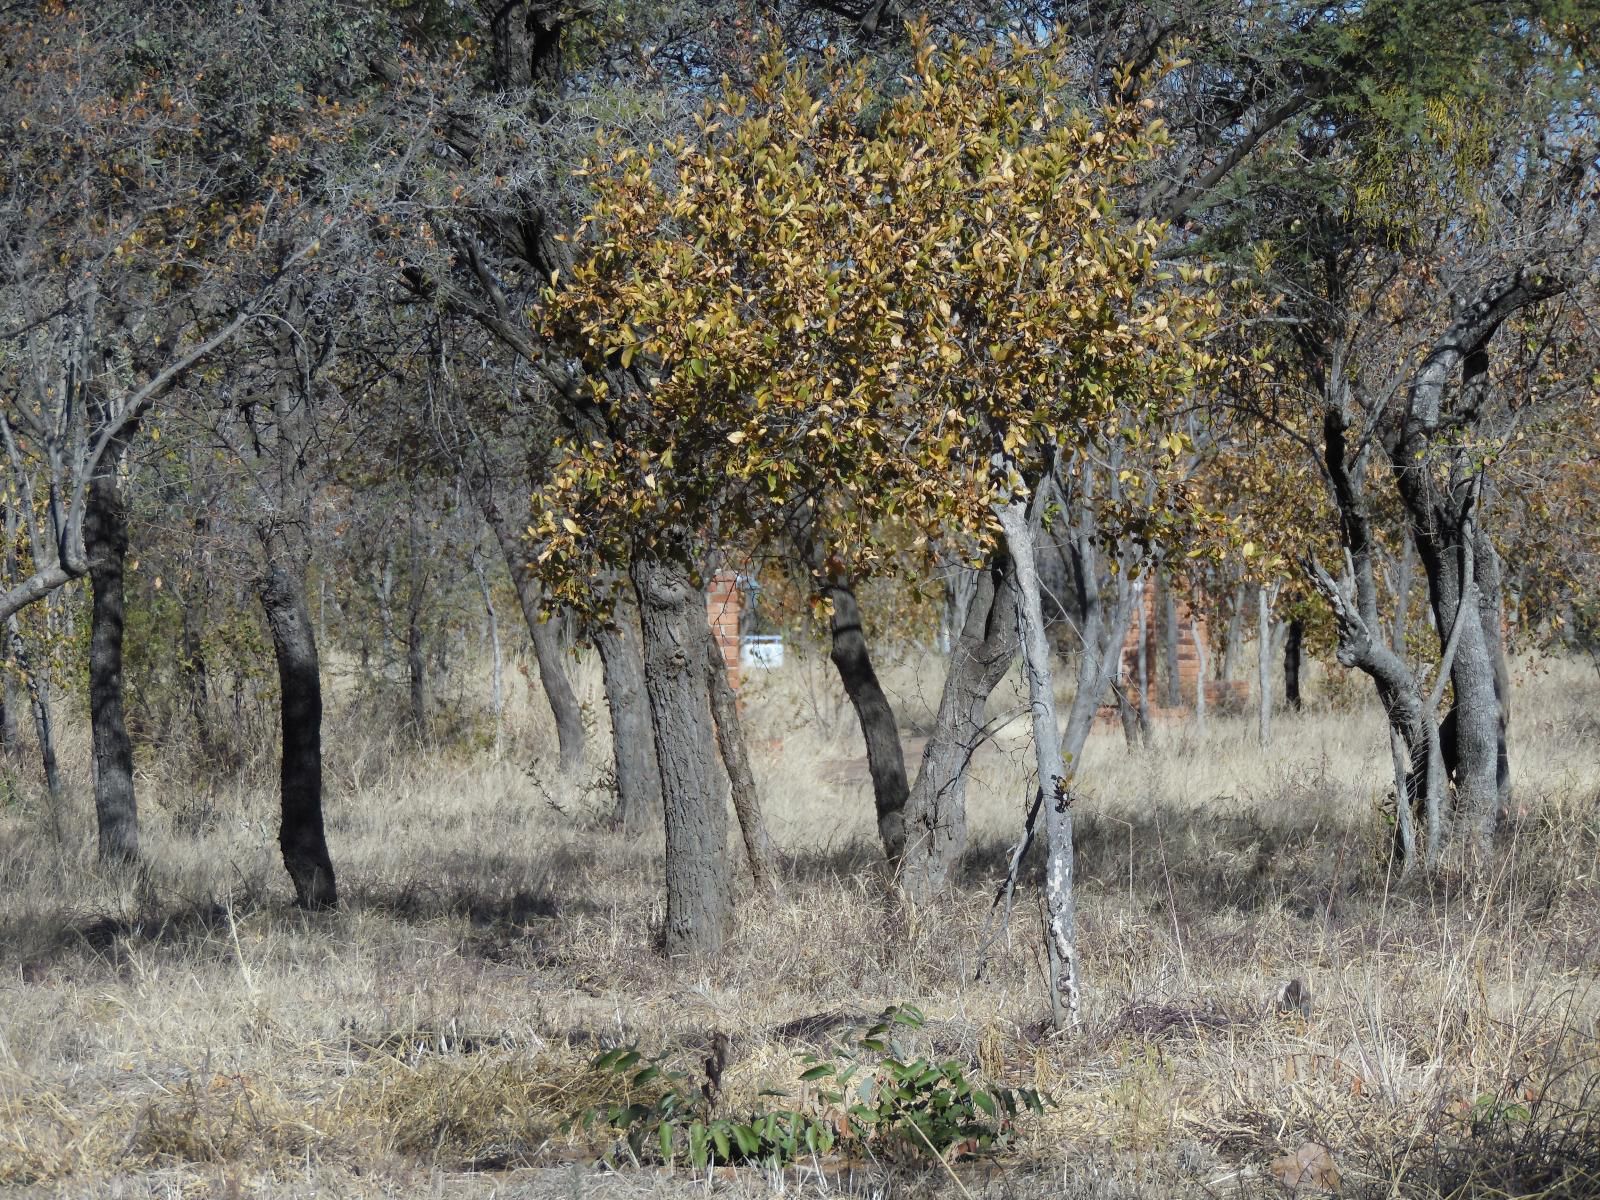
706, 571, 742, 690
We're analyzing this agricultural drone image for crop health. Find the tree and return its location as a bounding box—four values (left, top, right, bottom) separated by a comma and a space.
538, 29, 1228, 996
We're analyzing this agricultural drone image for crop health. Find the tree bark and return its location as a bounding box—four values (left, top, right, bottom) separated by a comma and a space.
702, 620, 777, 892
406, 510, 428, 736
6, 617, 61, 802
481, 502, 586, 772
472, 551, 505, 754
85, 443, 138, 864
1159, 569, 1182, 708
822, 577, 910, 863
258, 538, 337, 910
1284, 617, 1304, 711
632, 554, 732, 955
1257, 586, 1273, 746
899, 552, 1020, 902
994, 492, 1078, 1029
592, 595, 662, 833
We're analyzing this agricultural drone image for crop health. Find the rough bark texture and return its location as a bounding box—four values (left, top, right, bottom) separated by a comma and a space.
1313, 381, 1436, 870
995, 494, 1078, 1029
592, 595, 662, 834
702, 620, 777, 892
1383, 267, 1565, 849
259, 544, 337, 910
85, 449, 139, 864
899, 552, 1020, 903
823, 578, 910, 863
632, 555, 732, 955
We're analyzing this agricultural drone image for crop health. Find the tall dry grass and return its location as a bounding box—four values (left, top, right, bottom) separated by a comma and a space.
1, 645, 1598, 1197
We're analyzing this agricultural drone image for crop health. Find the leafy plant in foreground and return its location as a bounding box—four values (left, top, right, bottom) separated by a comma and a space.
577, 1004, 1047, 1168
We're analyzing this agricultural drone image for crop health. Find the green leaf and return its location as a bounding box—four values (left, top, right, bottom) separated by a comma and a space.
799, 1065, 836, 1081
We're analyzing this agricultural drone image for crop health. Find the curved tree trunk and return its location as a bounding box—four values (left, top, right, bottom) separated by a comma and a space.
592, 595, 662, 833
899, 552, 1020, 903
85, 447, 139, 864
259, 543, 337, 910
632, 555, 732, 955
822, 578, 910, 863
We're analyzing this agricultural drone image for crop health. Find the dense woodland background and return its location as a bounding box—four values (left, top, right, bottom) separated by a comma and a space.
2, 1, 1599, 1196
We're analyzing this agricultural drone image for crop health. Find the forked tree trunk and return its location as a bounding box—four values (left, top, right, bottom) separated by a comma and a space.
822, 578, 910, 863
702, 621, 777, 892
995, 493, 1078, 1029
259, 543, 337, 910
592, 591, 662, 833
632, 555, 732, 955
85, 448, 139, 864
899, 553, 1020, 903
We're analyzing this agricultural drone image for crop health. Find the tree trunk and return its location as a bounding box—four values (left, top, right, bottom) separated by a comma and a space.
473, 552, 504, 754
1134, 588, 1152, 739
1257, 586, 1273, 747
406, 511, 428, 735
1284, 617, 1304, 712
6, 617, 61, 802
483, 507, 586, 773
1192, 613, 1208, 734
994, 494, 1079, 1029
899, 552, 1020, 903
85, 447, 139, 864
258, 540, 337, 910
702, 620, 777, 892
1221, 581, 1247, 682
1473, 523, 1513, 818
823, 577, 910, 863
632, 555, 732, 955
1159, 569, 1181, 708
592, 592, 662, 833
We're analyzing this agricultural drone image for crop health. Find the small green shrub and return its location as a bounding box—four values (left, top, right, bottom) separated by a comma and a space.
577, 1004, 1046, 1169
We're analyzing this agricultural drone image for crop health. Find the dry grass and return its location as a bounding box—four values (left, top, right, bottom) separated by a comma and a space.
2, 646, 1599, 1198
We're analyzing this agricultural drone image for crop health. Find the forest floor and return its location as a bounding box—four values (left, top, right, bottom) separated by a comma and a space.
2, 647, 1599, 1198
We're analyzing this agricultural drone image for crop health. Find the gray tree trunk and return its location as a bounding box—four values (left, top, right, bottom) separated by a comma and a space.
632, 555, 732, 955
472, 552, 504, 754
481, 504, 586, 773
1257, 586, 1273, 747
592, 592, 662, 833
1159, 569, 1181, 708
6, 617, 61, 802
994, 492, 1079, 1029
1192, 614, 1208, 734
85, 441, 139, 864
702, 620, 777, 892
406, 509, 428, 735
899, 553, 1020, 903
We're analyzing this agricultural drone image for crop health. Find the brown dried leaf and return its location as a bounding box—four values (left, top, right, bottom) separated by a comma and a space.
1270, 1141, 1341, 1193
